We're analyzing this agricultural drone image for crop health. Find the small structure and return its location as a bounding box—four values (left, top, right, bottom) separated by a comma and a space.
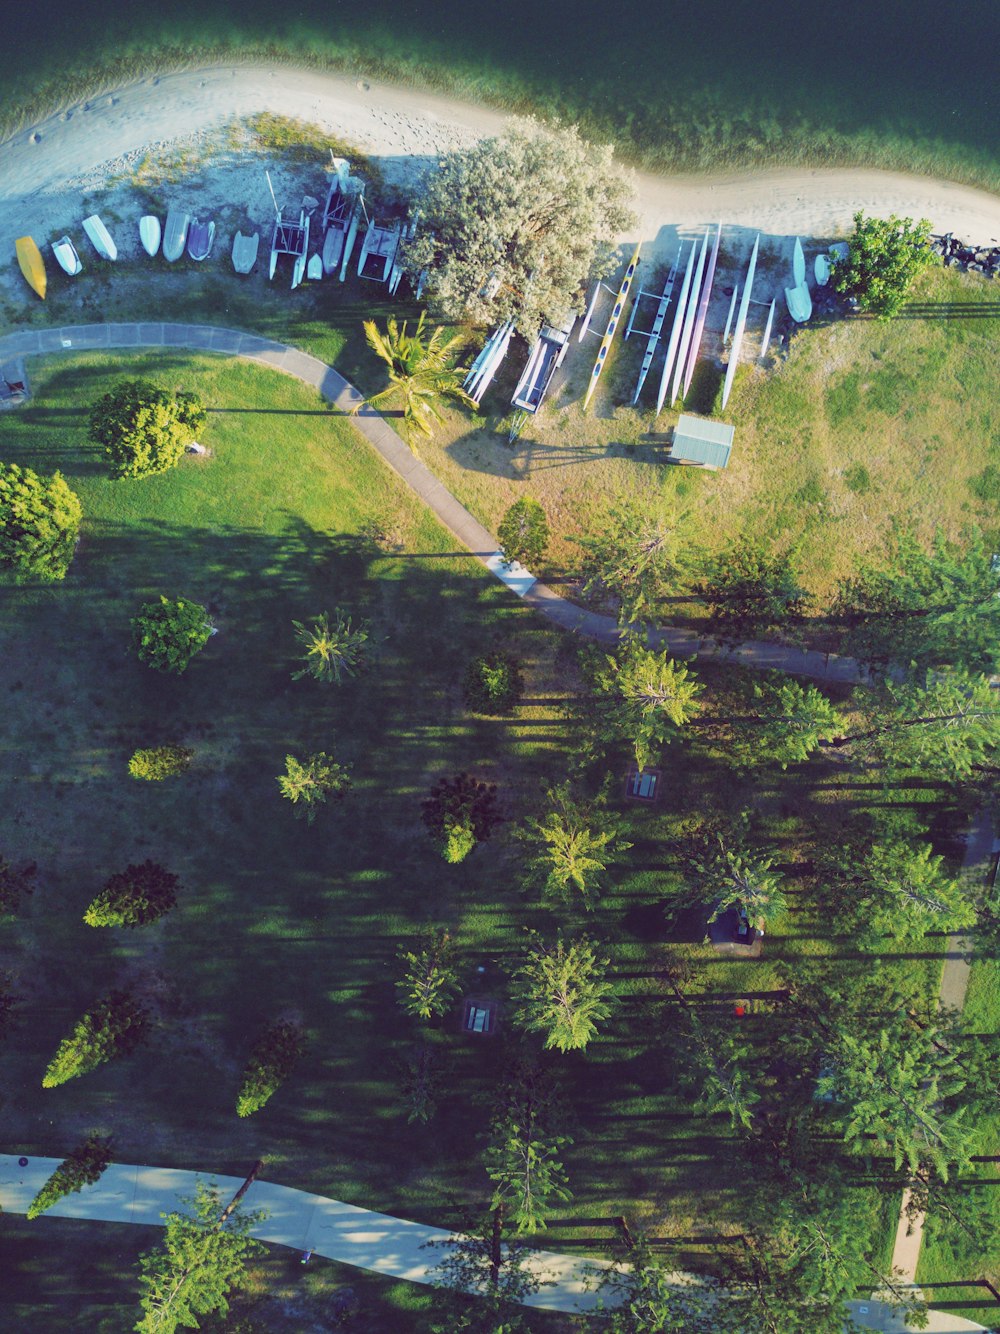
461, 997, 499, 1036
670, 414, 734, 470
0, 359, 29, 410
624, 766, 661, 802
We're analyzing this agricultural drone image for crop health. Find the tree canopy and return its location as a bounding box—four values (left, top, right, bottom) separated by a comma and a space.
830, 210, 933, 317
406, 117, 636, 334
361, 314, 471, 446
511, 933, 615, 1052
235, 1020, 305, 1117
576, 492, 688, 625
89, 379, 205, 479
698, 539, 809, 645
83, 860, 180, 928
497, 498, 549, 570
27, 1134, 112, 1220
42, 990, 148, 1088
0, 461, 81, 583
131, 596, 213, 674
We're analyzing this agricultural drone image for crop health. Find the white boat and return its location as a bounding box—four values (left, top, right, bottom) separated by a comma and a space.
631, 250, 680, 405
814, 253, 831, 285
232, 230, 259, 275
785, 282, 812, 323
187, 219, 215, 262
163, 209, 190, 263
721, 234, 760, 410
269, 209, 310, 289
655, 239, 696, 414
582, 243, 641, 410
464, 320, 514, 406
670, 228, 709, 406
82, 214, 117, 261
139, 216, 161, 258
681, 222, 722, 398
322, 159, 364, 275
759, 298, 776, 359
358, 219, 402, 283
792, 236, 806, 286
51, 236, 83, 276
307, 254, 323, 281
512, 313, 576, 415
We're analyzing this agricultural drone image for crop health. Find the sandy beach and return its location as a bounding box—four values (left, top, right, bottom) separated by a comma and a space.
2, 62, 1000, 300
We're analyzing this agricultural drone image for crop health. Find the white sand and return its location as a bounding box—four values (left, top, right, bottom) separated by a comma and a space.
2, 61, 999, 294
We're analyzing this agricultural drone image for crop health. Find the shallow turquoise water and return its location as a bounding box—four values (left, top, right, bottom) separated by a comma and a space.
6, 1, 999, 182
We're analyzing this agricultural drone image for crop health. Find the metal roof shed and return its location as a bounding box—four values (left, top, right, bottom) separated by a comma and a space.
671, 414, 734, 470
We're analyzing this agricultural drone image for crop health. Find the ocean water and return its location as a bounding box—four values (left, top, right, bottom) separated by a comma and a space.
5, 1, 999, 186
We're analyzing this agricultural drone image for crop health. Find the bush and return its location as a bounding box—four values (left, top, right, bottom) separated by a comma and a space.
88, 379, 205, 479
128, 745, 194, 781
236, 1020, 305, 1117
421, 772, 502, 864
277, 750, 352, 822
830, 211, 933, 318
497, 498, 549, 569
83, 860, 179, 928
131, 595, 212, 674
42, 990, 149, 1088
463, 651, 524, 715
0, 461, 82, 583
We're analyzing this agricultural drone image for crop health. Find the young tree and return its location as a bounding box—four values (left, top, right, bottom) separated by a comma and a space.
511, 933, 615, 1053
135, 1179, 265, 1334
398, 1044, 445, 1125
426, 1206, 545, 1334
0, 854, 36, 916
517, 783, 631, 910
497, 498, 549, 570
747, 677, 840, 769
576, 493, 688, 624
595, 1239, 725, 1334
360, 313, 472, 447
42, 990, 149, 1088
592, 640, 702, 770
83, 860, 179, 928
703, 844, 788, 936
830, 210, 933, 317
406, 117, 636, 335
698, 539, 809, 645
484, 1110, 571, 1234
26, 1134, 113, 1220
0, 461, 82, 582
396, 929, 461, 1021
463, 650, 524, 715
291, 609, 370, 684
89, 379, 205, 479
277, 750, 352, 822
421, 773, 502, 864
128, 745, 194, 781
837, 840, 977, 945
131, 596, 213, 674
235, 1019, 305, 1117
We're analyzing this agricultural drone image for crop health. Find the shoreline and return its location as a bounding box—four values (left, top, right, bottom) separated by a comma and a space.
2, 62, 1000, 296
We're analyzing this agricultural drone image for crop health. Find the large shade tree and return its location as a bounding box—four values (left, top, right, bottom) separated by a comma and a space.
830, 210, 933, 317
405, 117, 636, 335
0, 461, 81, 583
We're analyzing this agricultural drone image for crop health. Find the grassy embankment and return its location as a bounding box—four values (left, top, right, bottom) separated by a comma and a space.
0, 350, 962, 1329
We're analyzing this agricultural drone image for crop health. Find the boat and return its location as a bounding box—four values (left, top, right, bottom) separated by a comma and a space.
681, 222, 723, 398
388, 216, 420, 296
670, 228, 709, 406
231, 230, 260, 275
307, 254, 323, 281
655, 240, 696, 414
357, 219, 402, 283
139, 216, 161, 257
464, 320, 514, 407
269, 209, 310, 289
814, 253, 831, 285
785, 282, 812, 323
321, 158, 363, 274
51, 235, 83, 277
82, 214, 117, 261
187, 219, 215, 261
723, 284, 740, 342
582, 242, 641, 410
163, 209, 190, 263
631, 251, 680, 405
721, 234, 760, 410
759, 298, 776, 359
512, 313, 576, 414
830, 241, 850, 264
792, 236, 806, 286
15, 236, 46, 299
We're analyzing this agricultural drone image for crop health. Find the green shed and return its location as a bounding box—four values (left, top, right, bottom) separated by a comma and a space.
671, 414, 734, 470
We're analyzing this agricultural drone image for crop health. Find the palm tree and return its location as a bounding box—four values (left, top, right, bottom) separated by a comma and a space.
360, 313, 472, 449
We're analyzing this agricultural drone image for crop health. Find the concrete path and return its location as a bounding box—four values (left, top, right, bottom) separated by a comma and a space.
0, 321, 871, 685
0, 1153, 615, 1313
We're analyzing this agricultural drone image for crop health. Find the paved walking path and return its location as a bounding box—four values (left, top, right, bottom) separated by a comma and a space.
0, 321, 871, 684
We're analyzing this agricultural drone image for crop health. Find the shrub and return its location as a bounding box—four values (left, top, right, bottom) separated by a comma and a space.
277, 751, 352, 822
497, 498, 549, 569
830, 211, 933, 318
463, 651, 524, 715
128, 745, 194, 781
421, 772, 501, 864
42, 990, 149, 1088
236, 1020, 305, 1117
131, 595, 212, 674
88, 379, 205, 479
0, 461, 82, 582
83, 860, 179, 928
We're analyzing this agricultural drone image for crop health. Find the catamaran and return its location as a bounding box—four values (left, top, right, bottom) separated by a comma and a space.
655, 240, 696, 414
357, 218, 402, 284
582, 243, 641, 410
464, 320, 514, 407
321, 157, 364, 275
669, 227, 709, 406
269, 209, 310, 288
721, 234, 760, 410
629, 250, 680, 405
388, 216, 418, 295
51, 236, 83, 277
681, 222, 722, 398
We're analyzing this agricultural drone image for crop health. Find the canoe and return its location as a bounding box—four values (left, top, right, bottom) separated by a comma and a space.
632, 250, 680, 405
15, 236, 46, 299
814, 253, 831, 285
82, 214, 117, 261
232, 230, 259, 275
670, 227, 709, 406
785, 282, 813, 323
721, 233, 760, 410
655, 240, 696, 414
792, 236, 806, 286
163, 209, 190, 263
51, 235, 83, 277
139, 215, 161, 257
759, 298, 776, 359
187, 219, 216, 261
681, 221, 723, 398
582, 242, 641, 410
307, 254, 323, 281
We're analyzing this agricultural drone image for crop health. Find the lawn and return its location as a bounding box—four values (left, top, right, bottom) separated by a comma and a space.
0, 350, 977, 1328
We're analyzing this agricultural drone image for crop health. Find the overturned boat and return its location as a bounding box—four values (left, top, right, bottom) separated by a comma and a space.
231, 230, 260, 275
163, 209, 190, 263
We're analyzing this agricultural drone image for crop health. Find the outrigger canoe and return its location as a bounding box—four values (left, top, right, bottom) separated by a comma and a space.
15, 236, 46, 299
51, 235, 83, 277
582, 242, 641, 410
82, 214, 117, 261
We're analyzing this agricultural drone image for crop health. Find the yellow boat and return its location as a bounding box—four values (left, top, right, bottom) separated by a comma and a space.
15, 236, 47, 300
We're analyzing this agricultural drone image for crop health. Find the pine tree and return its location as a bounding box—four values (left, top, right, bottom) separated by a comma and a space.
42, 990, 149, 1088
592, 639, 702, 769
517, 783, 631, 910
291, 610, 370, 684
83, 861, 179, 928
27, 1134, 113, 1219
277, 750, 352, 822
576, 492, 688, 625
235, 1020, 305, 1118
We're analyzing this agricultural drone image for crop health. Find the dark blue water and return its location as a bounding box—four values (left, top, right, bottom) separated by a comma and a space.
6, 1, 999, 184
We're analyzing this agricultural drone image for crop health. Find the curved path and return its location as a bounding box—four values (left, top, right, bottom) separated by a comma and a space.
0, 319, 868, 684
